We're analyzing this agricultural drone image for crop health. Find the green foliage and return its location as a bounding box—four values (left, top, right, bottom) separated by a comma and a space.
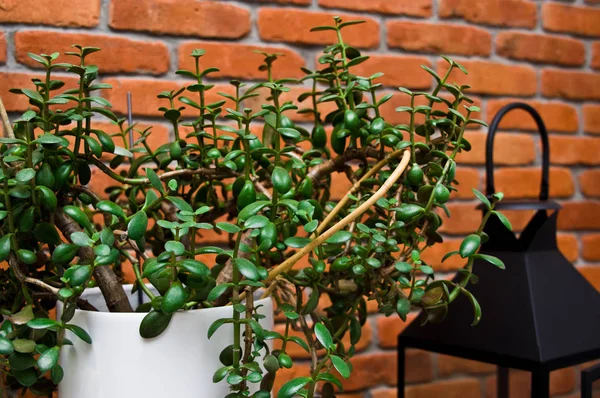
0, 18, 510, 397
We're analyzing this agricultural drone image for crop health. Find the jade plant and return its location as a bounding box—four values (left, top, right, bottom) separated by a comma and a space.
0, 18, 509, 398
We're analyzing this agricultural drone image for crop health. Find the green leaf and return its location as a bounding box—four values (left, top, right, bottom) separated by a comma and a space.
284, 237, 311, 249
493, 211, 513, 231
330, 355, 350, 378
326, 231, 352, 244
65, 324, 92, 344
12, 368, 37, 387
304, 220, 318, 234
11, 305, 33, 325
315, 372, 343, 390
216, 222, 241, 234
244, 215, 269, 229
65, 265, 92, 287
12, 339, 35, 354
459, 234, 481, 258
127, 211, 148, 240
63, 205, 92, 232
0, 234, 11, 262
142, 258, 168, 277
272, 166, 292, 194
51, 364, 64, 384
52, 243, 78, 265
37, 347, 59, 373
165, 241, 185, 255
178, 259, 208, 276
473, 254, 505, 269
96, 200, 126, 219
395, 261, 412, 273
145, 168, 164, 195
26, 318, 57, 330
441, 251, 459, 263
472, 189, 491, 210
207, 284, 230, 302
238, 201, 271, 221
314, 323, 333, 350
396, 297, 411, 321
167, 196, 193, 212
207, 318, 230, 339
277, 377, 312, 398
461, 288, 482, 326
161, 281, 187, 314
139, 311, 172, 339
70, 231, 94, 247
36, 186, 57, 211
0, 337, 14, 355
234, 258, 260, 282
419, 265, 434, 275
15, 168, 36, 183
33, 223, 61, 245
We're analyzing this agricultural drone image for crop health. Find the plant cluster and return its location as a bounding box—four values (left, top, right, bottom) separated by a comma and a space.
0, 18, 509, 398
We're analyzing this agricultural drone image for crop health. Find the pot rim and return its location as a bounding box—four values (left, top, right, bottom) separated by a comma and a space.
68, 284, 272, 318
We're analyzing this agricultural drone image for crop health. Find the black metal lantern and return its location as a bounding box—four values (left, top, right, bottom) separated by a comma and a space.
397, 103, 600, 398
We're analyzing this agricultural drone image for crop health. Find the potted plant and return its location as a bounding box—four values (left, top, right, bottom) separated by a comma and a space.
0, 18, 508, 398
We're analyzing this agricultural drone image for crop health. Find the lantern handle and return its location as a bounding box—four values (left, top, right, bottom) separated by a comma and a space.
486, 102, 550, 201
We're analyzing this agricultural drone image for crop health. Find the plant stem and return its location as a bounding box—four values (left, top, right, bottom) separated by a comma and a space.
263, 150, 410, 284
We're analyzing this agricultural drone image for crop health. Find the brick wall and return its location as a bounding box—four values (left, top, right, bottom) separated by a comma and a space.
1, 0, 600, 397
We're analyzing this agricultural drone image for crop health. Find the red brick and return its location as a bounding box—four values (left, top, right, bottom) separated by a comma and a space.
272, 363, 311, 396
0, 72, 78, 112
421, 239, 466, 272
439, 0, 537, 28
387, 21, 491, 57
319, 0, 432, 17
341, 350, 432, 391
487, 100, 578, 134
580, 266, 600, 291
102, 77, 235, 118
580, 170, 600, 198
14, 31, 169, 75
438, 60, 536, 97
0, 0, 100, 27
582, 235, 600, 261
258, 9, 380, 49
251, 0, 311, 4
543, 3, 600, 37
376, 313, 418, 348
558, 201, 600, 231
440, 203, 536, 235
349, 54, 431, 88
378, 92, 483, 127
0, 32, 6, 65
493, 167, 574, 199
109, 0, 250, 39
485, 368, 576, 398
438, 355, 496, 376
340, 352, 395, 391
496, 32, 585, 67
592, 43, 600, 70
394, 378, 481, 398
558, 234, 579, 263
584, 105, 600, 135
452, 168, 480, 199
549, 136, 600, 166
542, 69, 600, 100
178, 42, 304, 81
92, 122, 170, 153
244, 85, 336, 124
455, 132, 536, 166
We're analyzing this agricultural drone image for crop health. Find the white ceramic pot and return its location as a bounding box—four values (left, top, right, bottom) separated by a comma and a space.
58, 285, 273, 398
